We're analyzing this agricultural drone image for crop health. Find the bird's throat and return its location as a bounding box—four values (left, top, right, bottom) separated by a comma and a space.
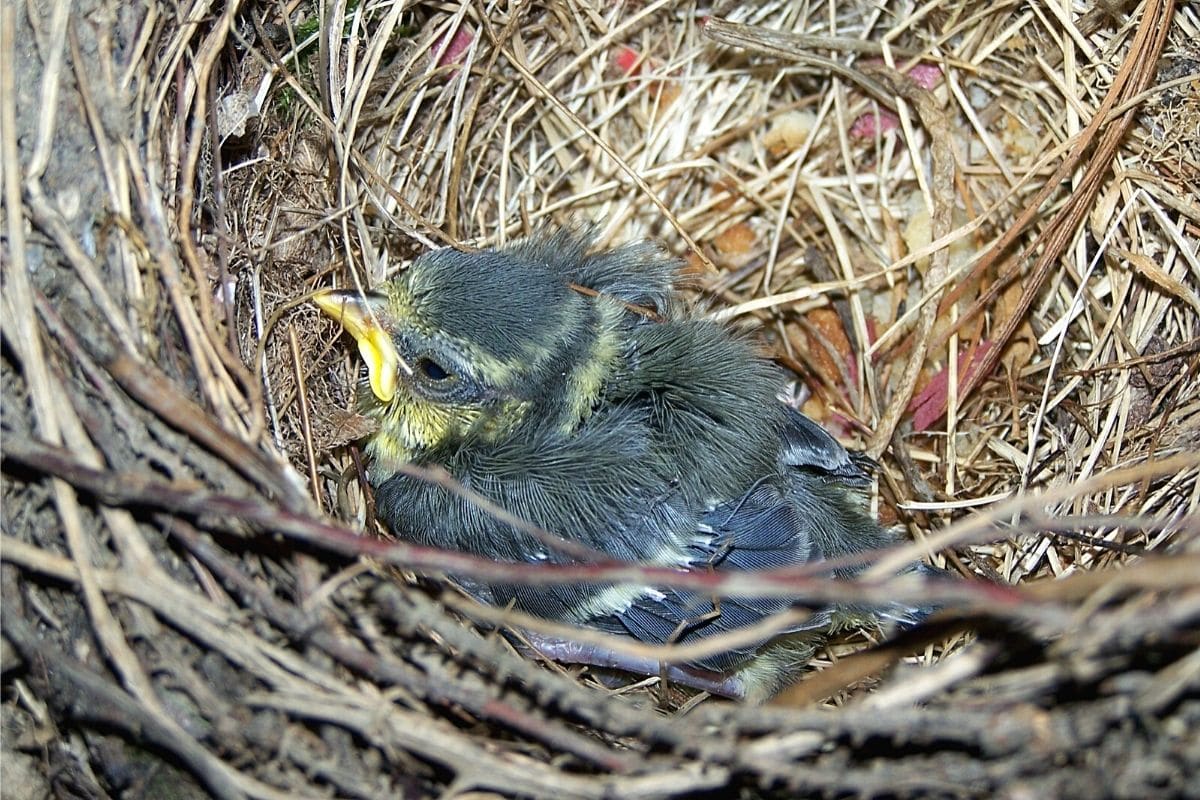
364, 390, 530, 482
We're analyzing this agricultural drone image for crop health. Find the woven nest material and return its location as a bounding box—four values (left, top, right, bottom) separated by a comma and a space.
2, 1, 1199, 798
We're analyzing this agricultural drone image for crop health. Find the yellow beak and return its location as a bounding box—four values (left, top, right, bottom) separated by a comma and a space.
312, 289, 402, 403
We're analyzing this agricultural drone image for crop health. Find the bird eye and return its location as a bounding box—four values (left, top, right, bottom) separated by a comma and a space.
417, 357, 451, 381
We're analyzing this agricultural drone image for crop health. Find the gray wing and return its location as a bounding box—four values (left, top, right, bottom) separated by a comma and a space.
606, 482, 833, 672
780, 406, 874, 486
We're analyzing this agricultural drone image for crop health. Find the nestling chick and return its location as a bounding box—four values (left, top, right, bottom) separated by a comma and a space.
314, 229, 930, 702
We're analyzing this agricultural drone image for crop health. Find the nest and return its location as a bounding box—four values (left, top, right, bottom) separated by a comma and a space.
3, 0, 1198, 798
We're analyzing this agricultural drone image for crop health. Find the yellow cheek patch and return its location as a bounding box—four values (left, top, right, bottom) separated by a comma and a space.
313, 289, 405, 403
367, 397, 482, 473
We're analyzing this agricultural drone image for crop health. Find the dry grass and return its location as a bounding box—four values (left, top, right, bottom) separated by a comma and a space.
2, 0, 1198, 798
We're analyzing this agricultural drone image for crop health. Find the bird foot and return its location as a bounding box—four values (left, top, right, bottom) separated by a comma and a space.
517, 631, 746, 699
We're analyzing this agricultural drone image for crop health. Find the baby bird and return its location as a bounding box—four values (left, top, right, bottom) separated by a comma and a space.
314, 229, 930, 702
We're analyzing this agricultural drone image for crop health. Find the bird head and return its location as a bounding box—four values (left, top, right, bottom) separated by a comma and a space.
314, 235, 630, 469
